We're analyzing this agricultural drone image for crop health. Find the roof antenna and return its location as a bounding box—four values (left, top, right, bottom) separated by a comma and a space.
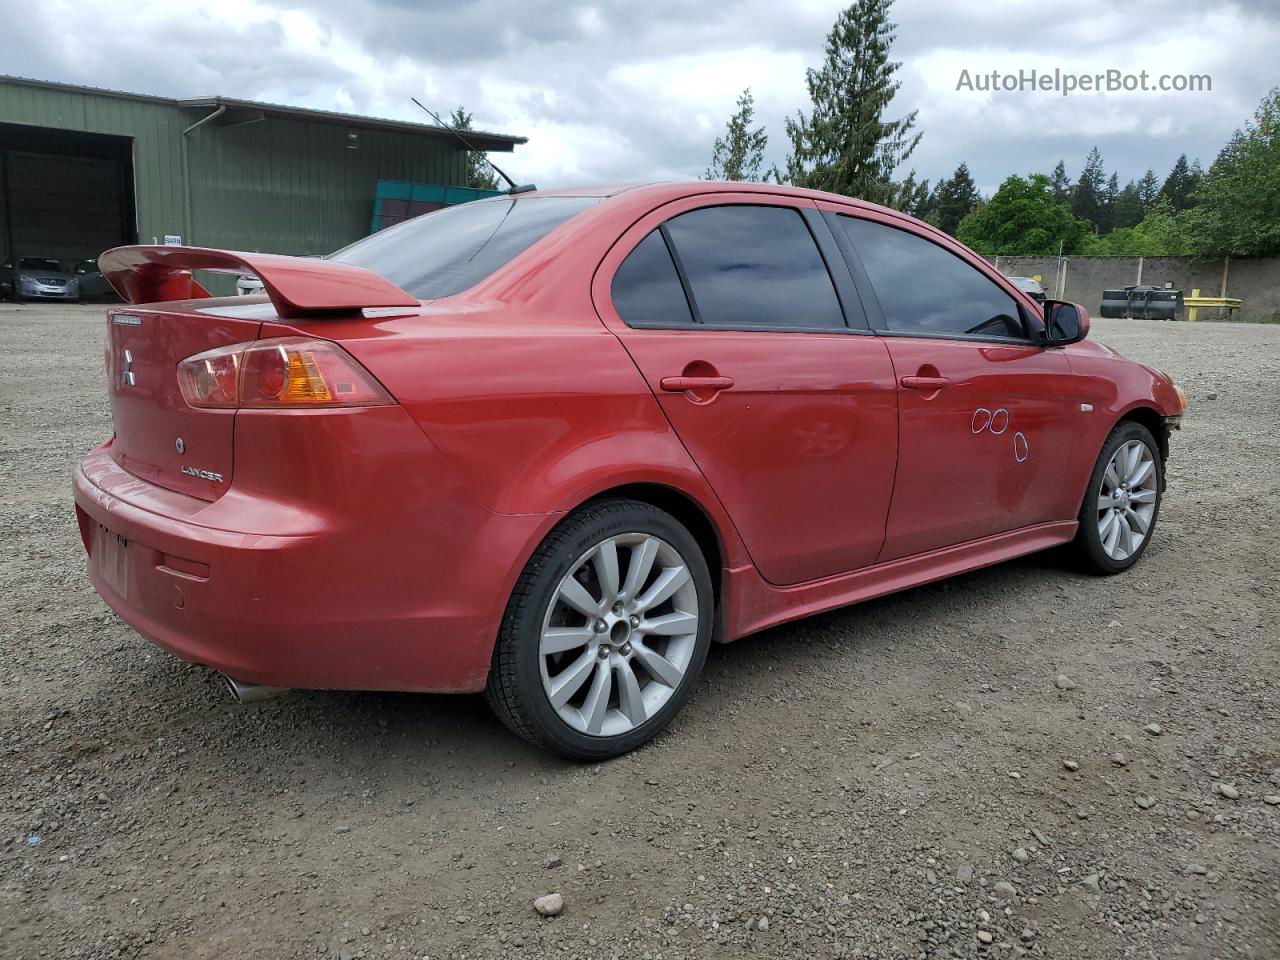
411, 97, 536, 195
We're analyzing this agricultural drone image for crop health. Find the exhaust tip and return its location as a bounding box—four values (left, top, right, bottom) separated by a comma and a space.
223, 674, 291, 704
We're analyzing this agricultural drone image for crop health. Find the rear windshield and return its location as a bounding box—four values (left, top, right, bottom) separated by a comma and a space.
330, 196, 598, 299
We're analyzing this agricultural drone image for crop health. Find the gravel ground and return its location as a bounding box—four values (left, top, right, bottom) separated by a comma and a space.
2, 302, 1278, 960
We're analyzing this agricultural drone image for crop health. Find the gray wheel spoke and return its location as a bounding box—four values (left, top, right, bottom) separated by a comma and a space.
1125, 507, 1150, 535
540, 530, 700, 737
1103, 513, 1124, 556
558, 576, 602, 618
1099, 510, 1119, 541
1128, 457, 1154, 488
1096, 438, 1158, 561
635, 565, 690, 612
620, 537, 659, 601
592, 538, 620, 602
541, 625, 594, 656
1124, 442, 1142, 480
632, 640, 685, 688
641, 610, 698, 636
580, 658, 613, 734
614, 660, 647, 726
548, 650, 597, 709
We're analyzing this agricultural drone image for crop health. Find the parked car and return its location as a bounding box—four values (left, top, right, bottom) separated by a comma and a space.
1008, 275, 1046, 303
73, 259, 122, 303
8, 256, 80, 301
235, 274, 264, 296
74, 183, 1186, 760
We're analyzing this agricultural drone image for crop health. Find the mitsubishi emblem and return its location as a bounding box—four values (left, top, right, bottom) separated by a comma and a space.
121, 349, 135, 387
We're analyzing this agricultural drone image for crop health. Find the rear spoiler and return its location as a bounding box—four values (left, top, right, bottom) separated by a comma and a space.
97, 245, 420, 319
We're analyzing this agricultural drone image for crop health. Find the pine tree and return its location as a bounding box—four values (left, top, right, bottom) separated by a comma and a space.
1049, 160, 1073, 204
1099, 172, 1120, 234
450, 107, 500, 191
1188, 158, 1204, 202
1137, 169, 1161, 210
1070, 146, 1106, 231
1159, 154, 1197, 211
886, 169, 931, 218
783, 0, 921, 203
1113, 181, 1144, 230
933, 161, 981, 236
704, 88, 769, 182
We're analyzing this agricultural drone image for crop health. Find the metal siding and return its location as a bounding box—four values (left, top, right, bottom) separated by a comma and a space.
0, 80, 475, 260
187, 115, 463, 256
0, 83, 189, 246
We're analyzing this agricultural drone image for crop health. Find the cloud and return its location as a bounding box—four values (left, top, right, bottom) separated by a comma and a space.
1, 0, 1275, 196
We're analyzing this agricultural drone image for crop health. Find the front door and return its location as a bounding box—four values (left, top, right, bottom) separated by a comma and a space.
595, 197, 900, 586
829, 209, 1078, 562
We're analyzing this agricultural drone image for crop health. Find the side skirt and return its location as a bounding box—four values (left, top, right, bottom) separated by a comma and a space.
722, 520, 1078, 642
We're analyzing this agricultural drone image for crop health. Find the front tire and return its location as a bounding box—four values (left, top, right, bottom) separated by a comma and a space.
1071, 421, 1164, 574
485, 499, 714, 760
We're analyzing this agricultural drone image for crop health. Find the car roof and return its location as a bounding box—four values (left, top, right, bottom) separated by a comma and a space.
510, 180, 942, 238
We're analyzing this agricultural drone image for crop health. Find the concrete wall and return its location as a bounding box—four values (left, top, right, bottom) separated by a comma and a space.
990, 256, 1280, 323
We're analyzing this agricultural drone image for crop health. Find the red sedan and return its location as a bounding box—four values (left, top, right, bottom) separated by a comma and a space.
74, 182, 1186, 759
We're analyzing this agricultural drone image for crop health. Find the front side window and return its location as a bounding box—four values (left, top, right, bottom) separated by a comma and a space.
839, 216, 1027, 339
330, 196, 598, 300
663, 205, 845, 330
611, 229, 694, 327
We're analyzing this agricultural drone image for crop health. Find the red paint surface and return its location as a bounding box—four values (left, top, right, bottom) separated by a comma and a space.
74, 182, 1184, 692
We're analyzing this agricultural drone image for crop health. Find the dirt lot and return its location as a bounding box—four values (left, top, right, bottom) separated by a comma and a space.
1, 302, 1277, 960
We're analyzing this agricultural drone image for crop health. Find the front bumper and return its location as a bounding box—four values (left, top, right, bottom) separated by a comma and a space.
24, 287, 78, 300
72, 421, 552, 693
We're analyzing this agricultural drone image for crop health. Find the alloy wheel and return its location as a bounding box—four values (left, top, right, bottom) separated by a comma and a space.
539, 533, 700, 737
1096, 439, 1159, 561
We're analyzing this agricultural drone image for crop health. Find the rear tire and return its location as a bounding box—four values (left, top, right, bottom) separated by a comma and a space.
1071, 421, 1163, 574
485, 499, 713, 760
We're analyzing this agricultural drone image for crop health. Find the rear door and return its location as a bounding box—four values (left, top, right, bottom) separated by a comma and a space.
825, 207, 1078, 562
594, 195, 899, 586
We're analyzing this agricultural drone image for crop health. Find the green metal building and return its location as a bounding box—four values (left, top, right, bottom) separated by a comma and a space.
0, 75, 524, 282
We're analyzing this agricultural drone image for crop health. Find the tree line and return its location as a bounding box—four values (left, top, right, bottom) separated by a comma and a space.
702, 0, 1280, 259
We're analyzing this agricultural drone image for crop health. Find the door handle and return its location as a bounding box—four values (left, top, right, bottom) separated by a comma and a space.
900, 375, 950, 391
660, 376, 735, 392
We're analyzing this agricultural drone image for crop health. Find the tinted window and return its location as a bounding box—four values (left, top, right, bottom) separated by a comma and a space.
330, 196, 598, 299
612, 229, 694, 327
664, 205, 844, 329
840, 216, 1026, 339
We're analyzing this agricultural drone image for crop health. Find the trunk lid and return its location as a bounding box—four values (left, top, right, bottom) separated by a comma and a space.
105, 300, 269, 501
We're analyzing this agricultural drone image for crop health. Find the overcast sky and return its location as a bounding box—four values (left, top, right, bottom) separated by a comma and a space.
2, 0, 1276, 195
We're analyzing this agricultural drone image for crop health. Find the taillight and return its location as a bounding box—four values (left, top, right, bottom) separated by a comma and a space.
176, 337, 393, 409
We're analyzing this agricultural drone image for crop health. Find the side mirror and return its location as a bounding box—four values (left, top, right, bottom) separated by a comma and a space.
1043, 300, 1089, 346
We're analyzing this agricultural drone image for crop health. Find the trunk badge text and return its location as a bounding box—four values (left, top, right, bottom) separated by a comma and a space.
175, 437, 185, 454
112, 314, 142, 326
181, 466, 224, 483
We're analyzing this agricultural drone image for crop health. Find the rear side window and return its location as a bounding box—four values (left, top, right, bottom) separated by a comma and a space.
838, 216, 1026, 339
611, 229, 694, 327
664, 205, 845, 330
330, 196, 598, 300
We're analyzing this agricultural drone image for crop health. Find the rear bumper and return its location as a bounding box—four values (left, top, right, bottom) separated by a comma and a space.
72, 422, 553, 693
